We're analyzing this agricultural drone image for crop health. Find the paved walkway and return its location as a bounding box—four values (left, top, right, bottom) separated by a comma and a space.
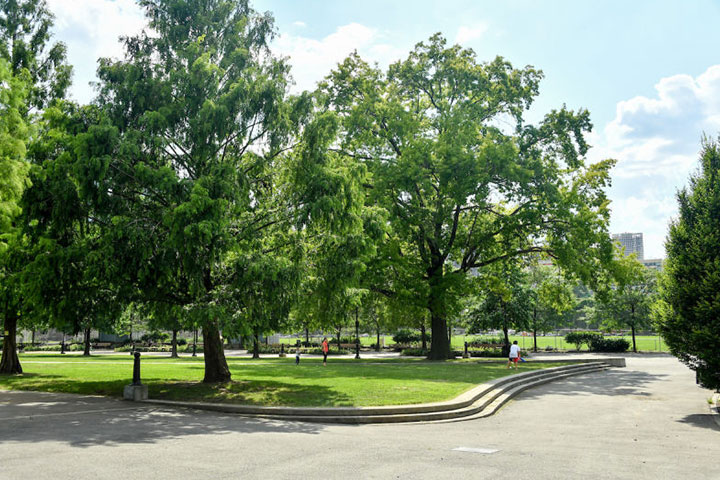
1, 355, 716, 479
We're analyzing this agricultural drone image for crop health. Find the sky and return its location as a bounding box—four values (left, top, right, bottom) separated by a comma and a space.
45, 0, 720, 259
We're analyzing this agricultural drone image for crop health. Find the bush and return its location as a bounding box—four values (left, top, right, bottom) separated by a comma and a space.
177, 338, 187, 346
469, 348, 505, 358
141, 332, 170, 344
588, 337, 630, 353
392, 329, 428, 345
401, 348, 428, 357
178, 344, 203, 353
114, 345, 173, 353
564, 331, 602, 350
467, 336, 505, 347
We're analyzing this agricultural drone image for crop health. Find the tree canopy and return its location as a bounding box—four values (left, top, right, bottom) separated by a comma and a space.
320, 34, 616, 359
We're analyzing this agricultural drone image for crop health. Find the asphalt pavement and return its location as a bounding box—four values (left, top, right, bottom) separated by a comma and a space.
1, 354, 717, 480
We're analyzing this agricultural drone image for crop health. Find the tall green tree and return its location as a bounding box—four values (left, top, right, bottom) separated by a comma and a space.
527, 263, 575, 352
467, 260, 533, 348
321, 35, 615, 359
596, 254, 656, 353
656, 139, 720, 390
0, 58, 28, 374
0, 0, 71, 374
0, 0, 72, 111
85, 0, 349, 382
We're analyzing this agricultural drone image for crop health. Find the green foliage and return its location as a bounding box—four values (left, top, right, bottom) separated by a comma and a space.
656, 139, 720, 390
321, 33, 616, 359
0, 0, 72, 111
564, 331, 602, 350
400, 348, 430, 357
595, 252, 657, 351
392, 329, 428, 345
0, 58, 29, 249
588, 336, 630, 353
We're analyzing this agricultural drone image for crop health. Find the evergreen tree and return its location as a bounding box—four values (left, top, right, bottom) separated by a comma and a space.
657, 139, 720, 390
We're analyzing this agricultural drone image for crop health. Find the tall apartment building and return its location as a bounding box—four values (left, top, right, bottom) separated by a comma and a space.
612, 232, 644, 260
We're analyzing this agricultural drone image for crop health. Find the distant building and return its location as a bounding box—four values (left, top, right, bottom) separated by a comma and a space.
641, 258, 664, 271
612, 232, 644, 260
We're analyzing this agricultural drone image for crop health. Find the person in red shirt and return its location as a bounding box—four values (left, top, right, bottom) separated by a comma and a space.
322, 337, 329, 366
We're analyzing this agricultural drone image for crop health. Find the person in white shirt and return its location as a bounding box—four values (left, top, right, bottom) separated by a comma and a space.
507, 341, 521, 369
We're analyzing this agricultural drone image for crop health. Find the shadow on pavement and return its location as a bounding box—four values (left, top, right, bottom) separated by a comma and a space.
0, 391, 325, 448
516, 368, 668, 399
677, 413, 720, 432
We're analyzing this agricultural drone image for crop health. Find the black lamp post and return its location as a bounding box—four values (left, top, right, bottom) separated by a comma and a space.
355, 307, 360, 360
132, 352, 142, 386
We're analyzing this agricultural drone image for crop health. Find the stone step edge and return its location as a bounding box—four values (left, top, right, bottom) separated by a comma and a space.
433, 365, 610, 423
141, 362, 615, 419
244, 365, 609, 424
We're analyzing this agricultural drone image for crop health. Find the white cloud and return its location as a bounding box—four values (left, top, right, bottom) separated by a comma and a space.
48, 0, 147, 104
273, 23, 405, 93
292, 21, 307, 28
589, 65, 720, 258
455, 24, 488, 44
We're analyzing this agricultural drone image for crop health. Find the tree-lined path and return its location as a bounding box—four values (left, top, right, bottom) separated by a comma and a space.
1, 355, 716, 480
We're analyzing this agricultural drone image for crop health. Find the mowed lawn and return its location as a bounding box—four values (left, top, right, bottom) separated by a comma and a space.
280, 335, 670, 352
0, 354, 571, 407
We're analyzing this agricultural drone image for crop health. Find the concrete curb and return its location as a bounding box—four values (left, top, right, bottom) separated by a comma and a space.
140, 359, 624, 424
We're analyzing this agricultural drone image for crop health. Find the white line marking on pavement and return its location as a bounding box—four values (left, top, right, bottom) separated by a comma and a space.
452, 447, 499, 454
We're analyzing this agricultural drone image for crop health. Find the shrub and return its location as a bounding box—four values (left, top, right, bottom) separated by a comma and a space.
392, 329, 428, 345
141, 332, 170, 343
467, 336, 505, 347
177, 338, 187, 346
178, 344, 203, 353
564, 331, 602, 351
401, 348, 428, 357
588, 337, 630, 352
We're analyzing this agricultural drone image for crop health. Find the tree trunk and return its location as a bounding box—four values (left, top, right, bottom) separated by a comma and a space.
202, 319, 231, 383
631, 323, 637, 353
336, 326, 342, 352
83, 328, 91, 356
428, 311, 450, 360
171, 329, 178, 358
253, 327, 260, 359
31, 329, 35, 346
192, 328, 197, 357
0, 306, 22, 374
533, 307, 538, 353
304, 326, 309, 344
427, 267, 451, 360
376, 324, 381, 352
420, 321, 427, 351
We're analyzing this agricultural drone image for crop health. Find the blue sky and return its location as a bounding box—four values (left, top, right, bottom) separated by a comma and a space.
47, 0, 720, 258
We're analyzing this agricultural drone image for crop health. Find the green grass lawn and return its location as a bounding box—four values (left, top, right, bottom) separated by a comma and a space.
0, 354, 571, 407
281, 334, 670, 352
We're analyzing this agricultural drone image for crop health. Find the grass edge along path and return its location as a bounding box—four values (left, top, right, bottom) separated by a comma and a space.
0, 355, 574, 408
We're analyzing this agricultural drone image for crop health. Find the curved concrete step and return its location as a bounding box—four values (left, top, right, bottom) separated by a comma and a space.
143, 361, 615, 424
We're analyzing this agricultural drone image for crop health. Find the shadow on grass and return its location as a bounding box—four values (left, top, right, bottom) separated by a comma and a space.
0, 389, 324, 448
151, 380, 354, 407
